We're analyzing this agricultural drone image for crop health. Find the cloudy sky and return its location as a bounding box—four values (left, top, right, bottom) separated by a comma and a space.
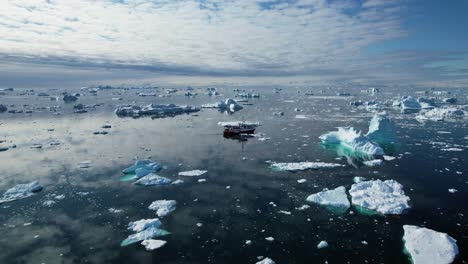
0, 0, 467, 87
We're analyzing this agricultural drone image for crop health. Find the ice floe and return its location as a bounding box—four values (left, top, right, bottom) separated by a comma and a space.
128, 218, 161, 232
178, 170, 208, 177
320, 127, 384, 156
202, 98, 243, 112
349, 179, 410, 214
269, 161, 344, 172
317, 241, 329, 249
133, 174, 172, 186
0, 181, 43, 204
416, 107, 465, 121
366, 113, 396, 144
121, 160, 162, 181
141, 239, 167, 251
403, 225, 458, 264
121, 227, 170, 246
115, 104, 200, 117
256, 258, 275, 264
306, 186, 350, 211
148, 200, 177, 217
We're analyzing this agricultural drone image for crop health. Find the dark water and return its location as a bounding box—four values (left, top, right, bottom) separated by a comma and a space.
0, 86, 467, 264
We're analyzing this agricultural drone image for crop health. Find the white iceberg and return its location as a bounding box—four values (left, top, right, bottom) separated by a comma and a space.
306, 186, 350, 210
178, 170, 207, 177
399, 96, 421, 110
115, 104, 199, 117
202, 98, 243, 112
128, 218, 161, 232
349, 179, 410, 215
256, 258, 276, 264
133, 174, 171, 186
121, 160, 162, 181
270, 162, 344, 172
141, 239, 167, 251
0, 181, 43, 204
362, 159, 383, 167
121, 227, 170, 246
416, 107, 465, 121
319, 127, 384, 156
403, 225, 458, 264
148, 200, 177, 217
366, 113, 396, 144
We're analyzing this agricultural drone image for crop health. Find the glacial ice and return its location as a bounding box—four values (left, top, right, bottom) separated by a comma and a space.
178, 170, 208, 177
403, 225, 458, 264
319, 127, 384, 156
141, 239, 167, 251
128, 218, 161, 232
256, 258, 275, 264
269, 162, 344, 172
399, 96, 421, 110
133, 174, 172, 186
306, 186, 350, 210
0, 181, 43, 204
148, 200, 177, 217
121, 160, 162, 181
201, 98, 243, 112
366, 113, 396, 144
362, 159, 383, 167
121, 227, 170, 246
115, 104, 200, 117
317, 241, 329, 249
349, 179, 410, 215
416, 107, 465, 121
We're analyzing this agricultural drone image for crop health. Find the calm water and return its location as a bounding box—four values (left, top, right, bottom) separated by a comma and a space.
0, 85, 467, 264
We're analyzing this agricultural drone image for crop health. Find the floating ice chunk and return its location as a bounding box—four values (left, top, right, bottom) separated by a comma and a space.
403, 225, 458, 264
349, 179, 410, 214
77, 160, 93, 168
306, 186, 350, 210
121, 160, 162, 181
121, 227, 170, 246
443, 97, 457, 104
202, 98, 243, 112
363, 159, 383, 167
108, 208, 123, 213
366, 113, 396, 144
296, 204, 310, 210
353, 177, 366, 183
0, 181, 43, 204
416, 107, 465, 121
383, 155, 396, 161
441, 148, 463, 152
297, 179, 307, 183
148, 200, 177, 217
141, 239, 167, 251
55, 194, 65, 200
399, 96, 421, 110
178, 170, 207, 177
133, 174, 171, 186
171, 179, 184, 185
42, 200, 56, 207
256, 257, 275, 264
270, 162, 344, 172
319, 127, 384, 156
115, 104, 199, 117
265, 237, 274, 242
128, 218, 161, 232
448, 188, 457, 193
317, 241, 329, 249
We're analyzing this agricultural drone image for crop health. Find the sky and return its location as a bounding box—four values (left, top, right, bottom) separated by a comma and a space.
0, 0, 467, 87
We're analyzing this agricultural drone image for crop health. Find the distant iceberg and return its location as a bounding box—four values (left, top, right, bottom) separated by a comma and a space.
416, 107, 465, 121
403, 225, 458, 264
0, 181, 43, 204
269, 161, 344, 172
202, 98, 243, 112
115, 103, 200, 117
349, 179, 410, 215
398, 96, 421, 110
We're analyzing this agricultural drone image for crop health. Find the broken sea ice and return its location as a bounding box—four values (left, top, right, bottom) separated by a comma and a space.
121, 227, 170, 247
0, 181, 43, 204
256, 258, 276, 264
306, 186, 350, 212
133, 174, 171, 186
178, 170, 207, 177
269, 161, 343, 172
148, 200, 177, 217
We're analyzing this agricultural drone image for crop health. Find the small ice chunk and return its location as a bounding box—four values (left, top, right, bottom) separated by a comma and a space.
198, 179, 206, 183
148, 200, 176, 217
178, 170, 207, 177
363, 159, 383, 167
141, 239, 167, 251
42, 200, 56, 207
353, 177, 366, 183
256, 257, 276, 264
121, 227, 170, 246
349, 179, 410, 214
133, 174, 171, 186
0, 181, 43, 204
306, 186, 350, 210
297, 179, 307, 183
171, 179, 184, 185
54, 194, 65, 200
108, 208, 123, 213
265, 237, 274, 242
383, 155, 396, 161
270, 162, 343, 172
128, 218, 161, 232
317, 241, 329, 249
403, 225, 458, 264
448, 189, 457, 193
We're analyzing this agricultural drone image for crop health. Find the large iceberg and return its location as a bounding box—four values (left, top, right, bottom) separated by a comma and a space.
115, 104, 200, 117
416, 107, 465, 121
366, 113, 396, 144
306, 186, 350, 211
269, 162, 344, 172
148, 200, 177, 217
0, 181, 43, 204
202, 98, 243, 112
349, 179, 410, 215
320, 127, 384, 156
403, 225, 458, 264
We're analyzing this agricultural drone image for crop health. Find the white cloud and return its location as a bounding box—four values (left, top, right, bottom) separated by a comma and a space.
0, 0, 408, 76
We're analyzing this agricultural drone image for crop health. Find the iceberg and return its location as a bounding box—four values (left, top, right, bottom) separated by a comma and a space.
178, 170, 208, 177
121, 160, 162, 181
141, 239, 167, 251
0, 181, 43, 204
201, 98, 243, 112
366, 113, 396, 144
306, 186, 350, 211
399, 96, 421, 110
416, 107, 465, 121
256, 258, 275, 264
403, 225, 458, 264
128, 218, 161, 232
115, 104, 200, 117
319, 127, 384, 156
148, 200, 177, 217
317, 241, 329, 249
269, 162, 344, 172
362, 159, 383, 167
133, 174, 171, 186
121, 227, 170, 246
349, 179, 410, 215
